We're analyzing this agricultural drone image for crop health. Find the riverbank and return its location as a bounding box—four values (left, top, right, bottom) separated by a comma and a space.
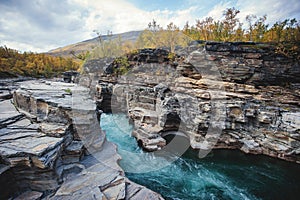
0, 79, 163, 199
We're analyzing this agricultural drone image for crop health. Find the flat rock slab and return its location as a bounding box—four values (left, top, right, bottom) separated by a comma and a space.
39, 122, 70, 137
125, 179, 164, 200
0, 100, 24, 126
16, 80, 96, 111
0, 89, 13, 100
53, 140, 124, 199
0, 99, 64, 168
52, 141, 164, 200
52, 160, 124, 200
0, 135, 63, 157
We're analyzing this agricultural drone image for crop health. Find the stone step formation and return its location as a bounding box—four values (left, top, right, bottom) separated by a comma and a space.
0, 80, 163, 199
86, 42, 300, 163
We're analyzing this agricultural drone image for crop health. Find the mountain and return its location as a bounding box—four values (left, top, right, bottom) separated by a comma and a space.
48, 30, 142, 57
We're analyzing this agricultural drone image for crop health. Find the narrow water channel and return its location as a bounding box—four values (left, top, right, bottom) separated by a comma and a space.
100, 113, 300, 200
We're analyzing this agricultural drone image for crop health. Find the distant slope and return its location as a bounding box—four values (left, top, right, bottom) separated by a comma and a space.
48, 31, 142, 57
0, 46, 79, 78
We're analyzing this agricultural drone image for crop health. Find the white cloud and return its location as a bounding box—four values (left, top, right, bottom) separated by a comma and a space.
0, 0, 199, 52
1, 41, 51, 53
0, 0, 299, 52
73, 0, 198, 36
204, 0, 300, 26
0, 0, 87, 52
236, 0, 300, 25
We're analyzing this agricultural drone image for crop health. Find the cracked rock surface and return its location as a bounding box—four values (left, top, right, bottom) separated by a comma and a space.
0, 79, 163, 200
87, 43, 300, 163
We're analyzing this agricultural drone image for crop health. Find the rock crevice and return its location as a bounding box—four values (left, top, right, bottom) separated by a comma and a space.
0, 80, 163, 199
88, 42, 300, 163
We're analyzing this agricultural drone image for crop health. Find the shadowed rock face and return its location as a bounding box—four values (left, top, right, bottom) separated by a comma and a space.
204, 42, 300, 86
0, 80, 163, 199
84, 42, 300, 163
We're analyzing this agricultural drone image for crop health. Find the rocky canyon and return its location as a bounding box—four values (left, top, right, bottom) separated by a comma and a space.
0, 41, 299, 199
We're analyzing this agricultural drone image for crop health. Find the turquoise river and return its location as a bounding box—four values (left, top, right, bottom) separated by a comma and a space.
100, 113, 300, 200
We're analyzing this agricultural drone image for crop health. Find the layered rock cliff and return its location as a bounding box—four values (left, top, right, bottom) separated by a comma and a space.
82, 42, 300, 163
0, 79, 163, 199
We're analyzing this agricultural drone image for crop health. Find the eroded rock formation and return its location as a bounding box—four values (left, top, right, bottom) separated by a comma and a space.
84, 42, 300, 163
0, 79, 163, 199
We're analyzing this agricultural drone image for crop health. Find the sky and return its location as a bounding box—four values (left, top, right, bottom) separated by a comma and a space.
0, 0, 299, 53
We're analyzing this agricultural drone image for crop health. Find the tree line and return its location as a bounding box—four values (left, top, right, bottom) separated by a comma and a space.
0, 46, 79, 78
136, 7, 300, 53
182, 7, 300, 43
88, 7, 299, 59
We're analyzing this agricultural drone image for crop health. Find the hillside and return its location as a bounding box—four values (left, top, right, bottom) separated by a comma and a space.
48, 31, 142, 57
0, 46, 79, 78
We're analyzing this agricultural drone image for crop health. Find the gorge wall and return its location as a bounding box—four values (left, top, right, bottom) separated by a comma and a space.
82, 42, 300, 163
0, 79, 163, 199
